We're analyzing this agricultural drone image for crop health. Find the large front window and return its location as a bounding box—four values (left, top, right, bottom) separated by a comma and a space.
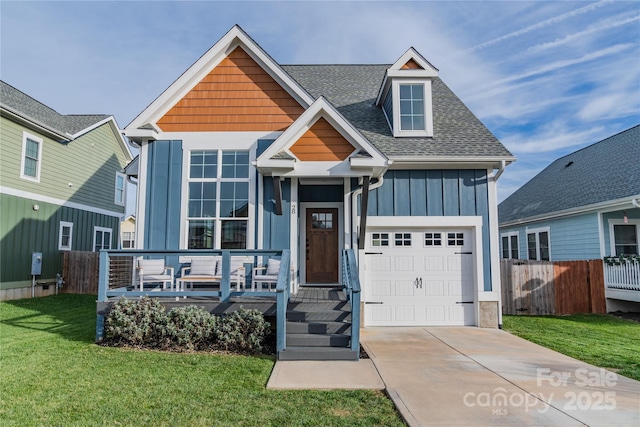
187, 150, 249, 249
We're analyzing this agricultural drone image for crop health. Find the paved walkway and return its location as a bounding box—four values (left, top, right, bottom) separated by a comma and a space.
362, 327, 640, 427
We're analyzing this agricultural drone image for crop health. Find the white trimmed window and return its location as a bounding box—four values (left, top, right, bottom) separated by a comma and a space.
93, 226, 112, 252
59, 221, 73, 251
526, 227, 550, 261
609, 219, 639, 256
187, 150, 249, 249
114, 172, 126, 206
20, 132, 43, 182
501, 232, 519, 259
121, 231, 135, 249
383, 80, 433, 137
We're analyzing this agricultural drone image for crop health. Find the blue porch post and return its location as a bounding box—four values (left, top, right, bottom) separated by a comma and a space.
276, 250, 290, 355
221, 250, 230, 302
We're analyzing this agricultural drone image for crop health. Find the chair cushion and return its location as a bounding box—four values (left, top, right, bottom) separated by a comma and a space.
266, 258, 281, 276
139, 259, 165, 275
190, 257, 217, 276
215, 259, 246, 276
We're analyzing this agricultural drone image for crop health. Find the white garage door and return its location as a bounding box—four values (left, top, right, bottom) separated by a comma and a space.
364, 228, 476, 326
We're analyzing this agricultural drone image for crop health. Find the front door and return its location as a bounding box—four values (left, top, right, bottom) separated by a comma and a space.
306, 208, 339, 283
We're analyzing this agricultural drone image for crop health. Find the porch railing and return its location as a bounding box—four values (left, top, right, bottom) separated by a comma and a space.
341, 249, 361, 354
95, 249, 290, 352
604, 260, 640, 291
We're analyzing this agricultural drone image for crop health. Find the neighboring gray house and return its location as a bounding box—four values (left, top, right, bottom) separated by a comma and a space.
499, 125, 640, 310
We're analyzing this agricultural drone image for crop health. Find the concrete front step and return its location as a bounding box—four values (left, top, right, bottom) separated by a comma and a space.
286, 321, 351, 335
278, 346, 359, 361
286, 333, 350, 347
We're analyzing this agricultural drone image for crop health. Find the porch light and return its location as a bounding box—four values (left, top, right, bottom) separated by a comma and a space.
623, 211, 628, 224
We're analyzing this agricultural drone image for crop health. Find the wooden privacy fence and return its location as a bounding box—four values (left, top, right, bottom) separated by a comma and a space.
500, 259, 606, 315
62, 251, 133, 294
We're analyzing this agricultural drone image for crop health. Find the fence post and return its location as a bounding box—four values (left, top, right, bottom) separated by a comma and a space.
96, 250, 109, 342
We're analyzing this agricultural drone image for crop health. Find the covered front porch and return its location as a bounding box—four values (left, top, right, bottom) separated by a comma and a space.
95, 248, 361, 360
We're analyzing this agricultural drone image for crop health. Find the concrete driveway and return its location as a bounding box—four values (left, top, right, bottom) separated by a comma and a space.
362, 327, 639, 427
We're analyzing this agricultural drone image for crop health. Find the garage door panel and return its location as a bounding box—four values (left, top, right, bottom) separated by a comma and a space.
424, 256, 444, 271
370, 256, 391, 271
394, 256, 415, 272
371, 280, 391, 296
426, 305, 445, 322
394, 306, 415, 322
395, 280, 416, 296
424, 280, 445, 296
370, 305, 392, 322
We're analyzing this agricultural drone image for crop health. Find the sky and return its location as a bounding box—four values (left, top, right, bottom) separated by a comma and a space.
2, 0, 639, 206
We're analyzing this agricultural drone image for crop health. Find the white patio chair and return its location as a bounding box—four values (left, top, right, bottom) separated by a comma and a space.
178, 257, 219, 291
253, 258, 280, 291
138, 259, 174, 291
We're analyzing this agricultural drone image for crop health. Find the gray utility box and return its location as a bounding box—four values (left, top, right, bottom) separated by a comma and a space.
31, 252, 42, 276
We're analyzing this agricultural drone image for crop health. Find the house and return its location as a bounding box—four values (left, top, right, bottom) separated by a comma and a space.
123, 25, 514, 329
498, 125, 640, 312
0, 81, 133, 301
120, 215, 136, 248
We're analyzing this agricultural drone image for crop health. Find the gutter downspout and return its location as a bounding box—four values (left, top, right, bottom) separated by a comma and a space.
350, 176, 384, 249
492, 160, 506, 182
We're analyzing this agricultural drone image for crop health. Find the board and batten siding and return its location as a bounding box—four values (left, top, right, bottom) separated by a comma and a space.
157, 47, 305, 132
0, 117, 128, 213
366, 169, 492, 291
262, 177, 291, 250
0, 193, 119, 288
144, 140, 183, 250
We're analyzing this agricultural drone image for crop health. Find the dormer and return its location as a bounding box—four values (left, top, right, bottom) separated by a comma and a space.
375, 48, 438, 138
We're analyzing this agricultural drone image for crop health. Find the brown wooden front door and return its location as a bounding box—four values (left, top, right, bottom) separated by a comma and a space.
305, 208, 339, 283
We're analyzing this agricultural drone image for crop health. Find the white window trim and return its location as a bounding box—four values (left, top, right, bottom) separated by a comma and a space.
114, 172, 126, 206
180, 138, 256, 251
20, 132, 43, 182
391, 79, 433, 137
525, 226, 551, 261
608, 219, 640, 256
93, 226, 113, 252
500, 231, 519, 259
58, 221, 73, 251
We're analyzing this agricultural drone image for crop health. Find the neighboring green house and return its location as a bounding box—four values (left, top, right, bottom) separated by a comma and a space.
0, 81, 133, 300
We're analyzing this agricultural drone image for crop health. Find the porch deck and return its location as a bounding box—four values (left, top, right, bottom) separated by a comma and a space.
290, 286, 346, 303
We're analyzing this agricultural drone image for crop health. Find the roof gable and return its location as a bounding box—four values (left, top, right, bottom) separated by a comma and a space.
156, 46, 305, 132
499, 125, 640, 224
125, 25, 314, 135
289, 117, 355, 161
257, 97, 388, 177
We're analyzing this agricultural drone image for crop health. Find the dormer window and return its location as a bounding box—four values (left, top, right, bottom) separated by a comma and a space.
376, 48, 438, 138
399, 84, 424, 131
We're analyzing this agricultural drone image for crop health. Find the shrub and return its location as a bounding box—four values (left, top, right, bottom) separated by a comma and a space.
104, 297, 168, 347
216, 308, 271, 353
166, 305, 218, 351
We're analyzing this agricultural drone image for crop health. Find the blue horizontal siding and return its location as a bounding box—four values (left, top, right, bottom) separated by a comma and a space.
500, 212, 601, 261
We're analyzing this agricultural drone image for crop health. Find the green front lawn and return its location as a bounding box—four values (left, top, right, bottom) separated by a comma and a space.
0, 295, 403, 427
503, 314, 640, 381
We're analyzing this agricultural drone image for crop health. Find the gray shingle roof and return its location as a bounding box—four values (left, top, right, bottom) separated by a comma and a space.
499, 125, 640, 224
0, 80, 110, 139
281, 64, 513, 159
